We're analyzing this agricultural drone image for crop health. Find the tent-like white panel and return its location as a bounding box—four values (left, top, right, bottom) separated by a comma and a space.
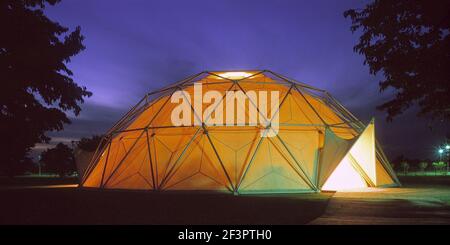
321, 120, 395, 190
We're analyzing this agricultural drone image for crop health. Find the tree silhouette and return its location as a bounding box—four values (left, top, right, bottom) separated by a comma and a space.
76, 135, 103, 152
40, 143, 75, 177
418, 161, 428, 173
344, 1, 450, 122
0, 0, 91, 175
400, 161, 410, 175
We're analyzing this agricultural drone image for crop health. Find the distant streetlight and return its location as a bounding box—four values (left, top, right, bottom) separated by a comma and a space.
438, 148, 444, 163
38, 155, 42, 176
446, 145, 450, 174
439, 144, 450, 175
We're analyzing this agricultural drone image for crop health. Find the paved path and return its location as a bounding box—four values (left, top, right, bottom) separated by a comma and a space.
309, 187, 450, 224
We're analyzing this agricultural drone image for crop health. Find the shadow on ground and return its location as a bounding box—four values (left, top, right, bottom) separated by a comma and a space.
0, 188, 331, 224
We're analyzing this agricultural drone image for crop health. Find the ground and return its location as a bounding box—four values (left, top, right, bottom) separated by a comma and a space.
0, 176, 449, 224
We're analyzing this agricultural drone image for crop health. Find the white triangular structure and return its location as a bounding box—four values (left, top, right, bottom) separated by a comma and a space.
318, 128, 355, 188
322, 119, 391, 190
349, 119, 376, 184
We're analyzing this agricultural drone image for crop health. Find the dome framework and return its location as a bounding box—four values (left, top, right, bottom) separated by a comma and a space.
80, 70, 400, 194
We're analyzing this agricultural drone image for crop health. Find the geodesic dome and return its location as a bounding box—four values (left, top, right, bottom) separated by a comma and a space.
80, 70, 399, 194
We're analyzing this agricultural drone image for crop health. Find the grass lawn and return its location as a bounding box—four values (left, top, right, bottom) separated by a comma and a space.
1, 175, 449, 224
398, 175, 450, 187
0, 175, 78, 186
0, 176, 332, 224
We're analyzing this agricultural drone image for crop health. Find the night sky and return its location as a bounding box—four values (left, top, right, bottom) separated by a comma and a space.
34, 0, 448, 160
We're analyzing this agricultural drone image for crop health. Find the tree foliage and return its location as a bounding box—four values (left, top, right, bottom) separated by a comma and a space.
344, 0, 450, 122
432, 161, 446, 171
76, 135, 102, 152
418, 161, 428, 172
0, 0, 91, 175
400, 161, 409, 174
40, 143, 75, 177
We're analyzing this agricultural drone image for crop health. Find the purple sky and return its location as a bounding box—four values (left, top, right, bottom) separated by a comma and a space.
36, 0, 448, 160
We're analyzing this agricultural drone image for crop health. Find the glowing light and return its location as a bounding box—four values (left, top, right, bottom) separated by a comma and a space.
322, 156, 368, 191
438, 149, 444, 154
219, 72, 253, 79
446, 145, 450, 150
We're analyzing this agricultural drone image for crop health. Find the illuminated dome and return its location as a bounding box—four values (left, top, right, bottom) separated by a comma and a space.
79, 70, 400, 193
